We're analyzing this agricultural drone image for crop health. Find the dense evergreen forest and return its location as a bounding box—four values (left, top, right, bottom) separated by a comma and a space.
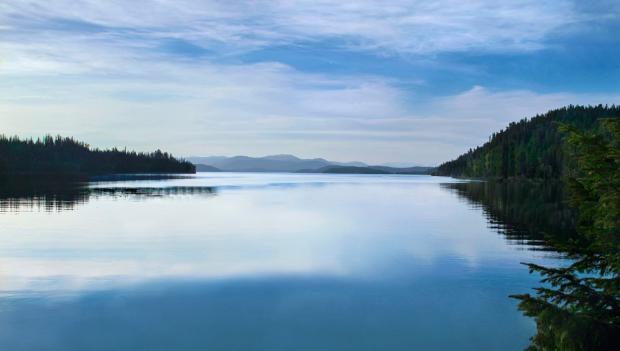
434, 105, 620, 179
0, 135, 195, 178
436, 105, 620, 349
445, 119, 620, 349
511, 119, 620, 350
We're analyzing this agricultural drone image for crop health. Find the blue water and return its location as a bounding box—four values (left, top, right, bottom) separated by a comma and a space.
0, 173, 557, 350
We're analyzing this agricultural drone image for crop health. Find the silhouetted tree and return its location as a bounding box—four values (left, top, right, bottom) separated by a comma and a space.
0, 135, 195, 178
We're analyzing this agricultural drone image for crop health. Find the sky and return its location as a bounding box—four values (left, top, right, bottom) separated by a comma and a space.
1, 1, 619, 165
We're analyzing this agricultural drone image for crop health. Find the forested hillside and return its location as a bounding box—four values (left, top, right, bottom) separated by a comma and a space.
434, 105, 620, 179
0, 135, 195, 177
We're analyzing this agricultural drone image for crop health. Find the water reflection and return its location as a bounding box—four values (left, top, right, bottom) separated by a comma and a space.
0, 177, 215, 212
0, 174, 566, 350
442, 181, 576, 251
0, 178, 89, 212
0, 175, 565, 291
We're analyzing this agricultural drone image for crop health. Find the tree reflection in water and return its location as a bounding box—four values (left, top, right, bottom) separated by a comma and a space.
0, 176, 215, 213
447, 119, 620, 350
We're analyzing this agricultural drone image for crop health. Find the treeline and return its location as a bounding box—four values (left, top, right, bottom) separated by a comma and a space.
0, 135, 195, 178
511, 119, 620, 350
434, 105, 620, 179
445, 120, 620, 349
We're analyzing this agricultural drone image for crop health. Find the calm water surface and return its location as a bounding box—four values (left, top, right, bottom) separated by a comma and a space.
0, 173, 563, 350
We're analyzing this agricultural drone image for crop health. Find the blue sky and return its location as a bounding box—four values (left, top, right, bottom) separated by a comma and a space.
1, 1, 619, 165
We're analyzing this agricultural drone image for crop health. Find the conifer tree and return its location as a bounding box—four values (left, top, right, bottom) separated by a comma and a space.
511, 119, 620, 350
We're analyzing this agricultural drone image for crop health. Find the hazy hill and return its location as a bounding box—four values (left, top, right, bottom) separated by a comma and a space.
434, 105, 620, 179
308, 166, 390, 174
189, 156, 229, 165
194, 164, 221, 172
299, 165, 435, 175
367, 166, 435, 174
187, 154, 367, 172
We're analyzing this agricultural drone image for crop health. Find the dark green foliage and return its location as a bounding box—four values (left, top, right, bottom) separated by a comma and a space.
511, 119, 620, 350
434, 105, 620, 179
436, 108, 620, 349
560, 120, 620, 245
0, 135, 195, 178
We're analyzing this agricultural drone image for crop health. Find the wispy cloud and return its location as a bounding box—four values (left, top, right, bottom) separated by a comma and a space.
2, 58, 618, 164
0, 1, 618, 164
2, 0, 580, 63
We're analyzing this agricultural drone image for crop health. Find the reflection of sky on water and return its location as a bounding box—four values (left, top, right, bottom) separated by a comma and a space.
0, 173, 554, 294
0, 173, 557, 350
89, 172, 468, 189
0, 266, 536, 351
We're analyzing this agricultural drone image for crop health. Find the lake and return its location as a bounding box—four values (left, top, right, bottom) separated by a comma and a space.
0, 173, 566, 350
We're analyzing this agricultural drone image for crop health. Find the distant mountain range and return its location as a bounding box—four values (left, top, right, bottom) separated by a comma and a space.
299, 165, 433, 175
187, 154, 434, 174
194, 164, 221, 172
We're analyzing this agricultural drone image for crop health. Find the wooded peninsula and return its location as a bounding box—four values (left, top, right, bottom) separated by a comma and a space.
0, 135, 195, 178
434, 105, 620, 180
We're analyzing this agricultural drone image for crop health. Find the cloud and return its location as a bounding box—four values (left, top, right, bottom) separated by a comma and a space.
423, 86, 620, 153
0, 1, 618, 165
2, 55, 618, 165
0, 58, 412, 157
1, 0, 581, 62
